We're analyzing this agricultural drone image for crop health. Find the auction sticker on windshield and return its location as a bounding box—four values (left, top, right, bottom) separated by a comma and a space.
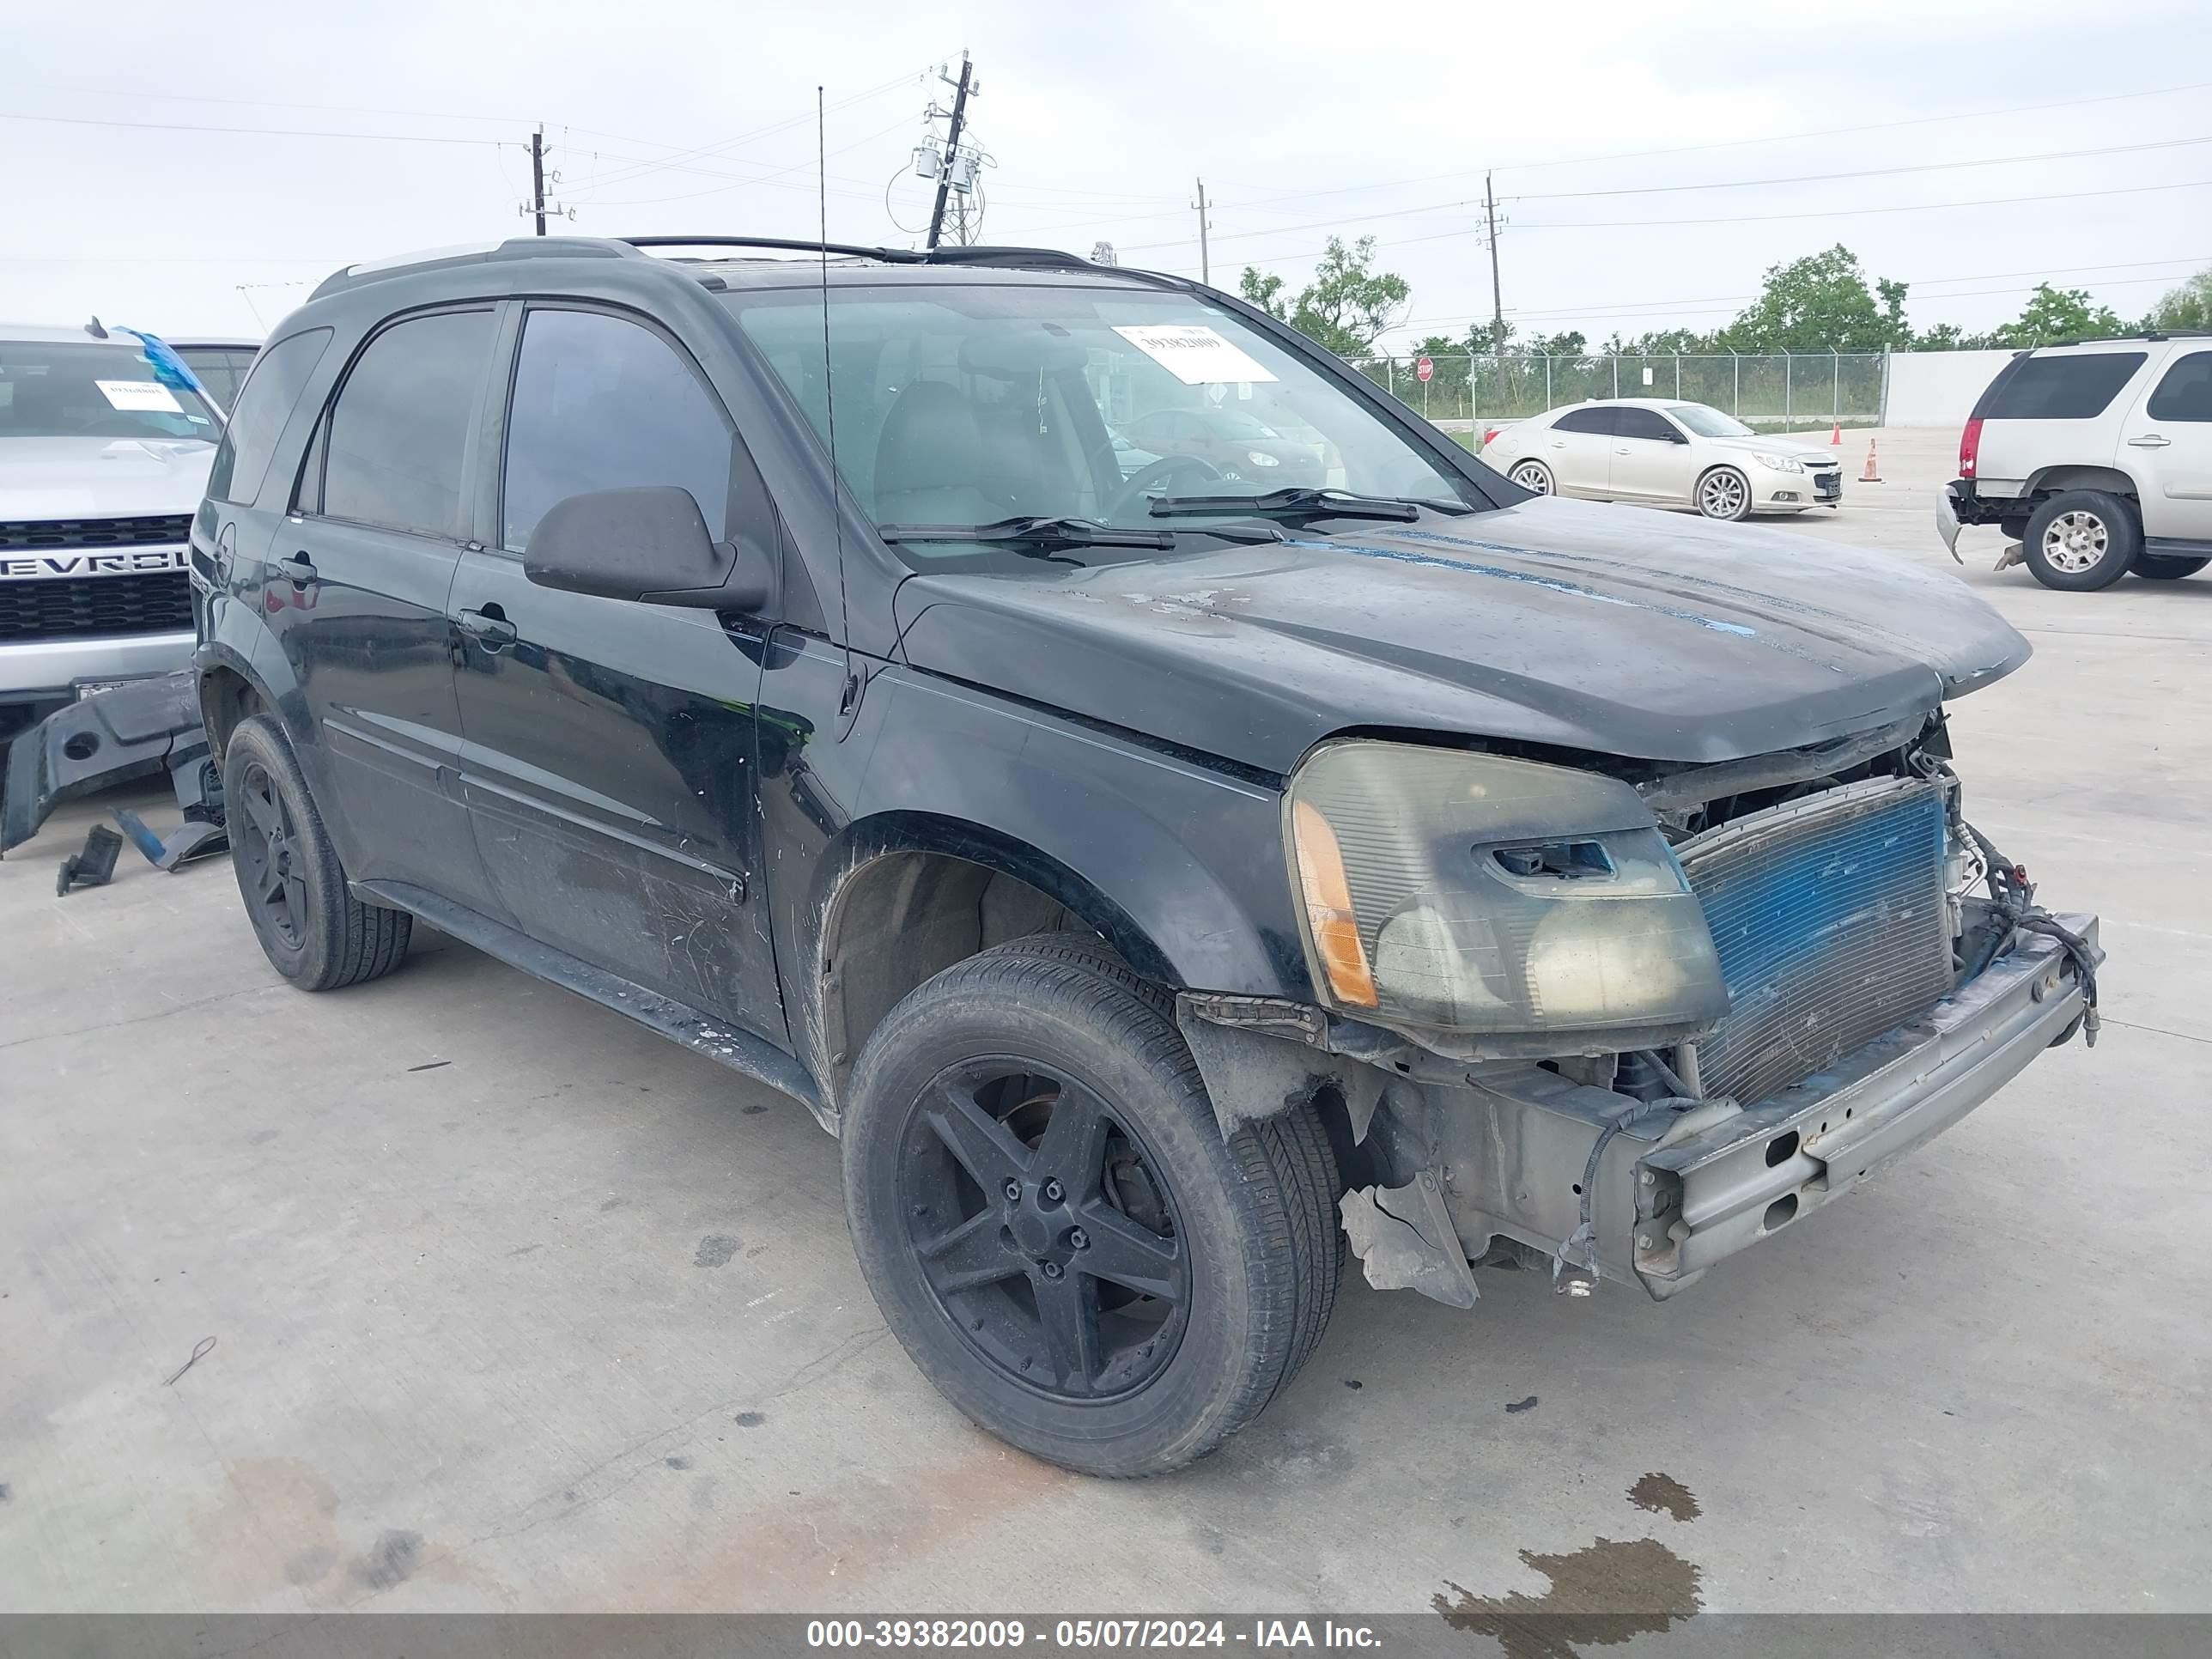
95, 380, 184, 413
1112, 325, 1277, 386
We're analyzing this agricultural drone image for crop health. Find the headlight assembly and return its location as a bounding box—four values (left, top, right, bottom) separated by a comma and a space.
1752, 452, 1803, 473
1285, 742, 1729, 1042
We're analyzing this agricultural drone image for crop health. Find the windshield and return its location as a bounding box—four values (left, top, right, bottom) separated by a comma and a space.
0, 338, 221, 441
728, 282, 1478, 566
1666, 403, 1753, 440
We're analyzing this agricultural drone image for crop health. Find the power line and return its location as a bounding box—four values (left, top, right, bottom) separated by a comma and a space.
1119, 135, 2212, 253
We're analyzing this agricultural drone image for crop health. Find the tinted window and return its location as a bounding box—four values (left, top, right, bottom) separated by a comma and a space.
501, 308, 733, 552
1975, 352, 2147, 421
208, 331, 329, 506
1615, 407, 1682, 443
1553, 406, 1615, 435
179, 348, 250, 410
318, 309, 494, 538
2146, 351, 2212, 422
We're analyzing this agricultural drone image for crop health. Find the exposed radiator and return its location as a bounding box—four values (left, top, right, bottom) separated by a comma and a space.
1678, 775, 1952, 1106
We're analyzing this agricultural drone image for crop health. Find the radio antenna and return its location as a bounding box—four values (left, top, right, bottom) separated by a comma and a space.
818, 84, 856, 699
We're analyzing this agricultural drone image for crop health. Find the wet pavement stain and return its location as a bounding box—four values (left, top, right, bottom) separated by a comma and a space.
1433, 1537, 1702, 1659
1627, 1472, 1701, 1522
693, 1234, 740, 1267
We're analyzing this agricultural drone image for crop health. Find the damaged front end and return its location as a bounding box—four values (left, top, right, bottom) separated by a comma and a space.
1, 671, 220, 859
1178, 723, 2102, 1306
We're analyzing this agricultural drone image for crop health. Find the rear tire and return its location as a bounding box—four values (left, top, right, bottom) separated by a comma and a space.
2133, 554, 2209, 580
2022, 490, 2140, 591
1507, 459, 1554, 495
842, 935, 1340, 1476
223, 715, 410, 991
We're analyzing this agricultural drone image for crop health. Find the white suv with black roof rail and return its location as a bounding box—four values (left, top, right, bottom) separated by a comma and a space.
0, 320, 222, 749
1938, 331, 2212, 590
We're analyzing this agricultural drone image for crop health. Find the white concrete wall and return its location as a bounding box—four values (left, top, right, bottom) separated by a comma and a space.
1883, 349, 2016, 428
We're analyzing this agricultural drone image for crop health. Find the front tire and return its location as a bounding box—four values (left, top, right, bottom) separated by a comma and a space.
2022, 490, 2140, 590
1696, 465, 1753, 521
842, 936, 1340, 1477
2134, 553, 2209, 580
222, 715, 411, 991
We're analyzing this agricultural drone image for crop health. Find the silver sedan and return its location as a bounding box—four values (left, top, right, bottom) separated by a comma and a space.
1481, 398, 1844, 520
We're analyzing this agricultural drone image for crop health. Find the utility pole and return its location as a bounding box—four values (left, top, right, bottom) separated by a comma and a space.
530, 126, 548, 236
1484, 170, 1504, 359
1192, 178, 1212, 285
925, 53, 975, 252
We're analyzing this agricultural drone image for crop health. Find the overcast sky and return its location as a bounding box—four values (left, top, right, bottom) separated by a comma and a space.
5, 0, 2206, 349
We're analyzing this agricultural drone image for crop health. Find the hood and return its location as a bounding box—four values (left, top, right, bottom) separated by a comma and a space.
0, 437, 217, 522
892, 495, 2029, 774
1708, 435, 1839, 466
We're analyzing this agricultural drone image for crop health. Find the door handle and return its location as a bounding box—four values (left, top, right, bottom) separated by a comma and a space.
2129, 434, 2172, 447
278, 550, 317, 588
456, 605, 518, 649
1614, 447, 1632, 455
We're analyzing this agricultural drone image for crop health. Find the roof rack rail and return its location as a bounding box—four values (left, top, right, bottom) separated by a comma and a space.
621, 235, 924, 264
311, 235, 639, 301
919, 246, 1096, 270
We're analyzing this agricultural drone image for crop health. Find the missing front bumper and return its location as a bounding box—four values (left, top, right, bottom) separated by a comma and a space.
1339, 915, 2099, 1304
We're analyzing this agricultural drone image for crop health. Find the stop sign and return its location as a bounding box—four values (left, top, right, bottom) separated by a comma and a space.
1415, 355, 1435, 384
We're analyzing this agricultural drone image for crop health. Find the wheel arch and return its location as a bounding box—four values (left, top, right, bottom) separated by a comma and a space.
804, 812, 1181, 1111
2024, 465, 2141, 505
193, 648, 274, 765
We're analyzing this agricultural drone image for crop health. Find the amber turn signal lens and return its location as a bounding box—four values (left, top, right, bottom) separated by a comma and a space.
1291, 799, 1379, 1009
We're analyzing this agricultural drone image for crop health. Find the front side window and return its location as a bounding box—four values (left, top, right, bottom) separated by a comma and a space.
314, 309, 494, 538
1615, 408, 1683, 443
730, 282, 1476, 568
0, 338, 221, 441
501, 308, 734, 552
2146, 351, 2212, 422
1667, 404, 1753, 439
209, 330, 330, 506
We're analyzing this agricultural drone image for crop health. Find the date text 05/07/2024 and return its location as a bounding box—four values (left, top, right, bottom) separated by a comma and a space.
805, 1620, 1384, 1650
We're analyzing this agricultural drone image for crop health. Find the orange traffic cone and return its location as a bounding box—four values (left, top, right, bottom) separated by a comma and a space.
1830, 422, 1842, 446
1860, 439, 1882, 483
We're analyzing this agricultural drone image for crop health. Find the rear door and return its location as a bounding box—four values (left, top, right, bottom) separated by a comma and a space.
447, 302, 783, 1034
1541, 406, 1616, 495
1971, 349, 2148, 488
1608, 406, 1694, 502
2121, 348, 2212, 543
276, 306, 497, 903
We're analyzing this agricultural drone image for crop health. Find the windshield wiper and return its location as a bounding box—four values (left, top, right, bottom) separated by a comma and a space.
1148, 488, 1474, 523
879, 515, 1176, 550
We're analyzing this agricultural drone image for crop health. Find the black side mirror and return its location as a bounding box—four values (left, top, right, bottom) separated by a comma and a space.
524, 485, 775, 611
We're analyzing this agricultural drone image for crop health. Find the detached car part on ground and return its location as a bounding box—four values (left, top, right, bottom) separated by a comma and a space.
175, 234, 2099, 1478
1936, 333, 2212, 589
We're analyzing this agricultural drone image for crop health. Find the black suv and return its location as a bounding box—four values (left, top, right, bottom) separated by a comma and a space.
191, 234, 2100, 1475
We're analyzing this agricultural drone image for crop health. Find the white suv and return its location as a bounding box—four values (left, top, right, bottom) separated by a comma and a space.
1938, 333, 2212, 590
0, 321, 221, 748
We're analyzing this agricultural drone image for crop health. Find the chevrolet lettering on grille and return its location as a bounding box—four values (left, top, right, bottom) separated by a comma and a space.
0, 547, 191, 581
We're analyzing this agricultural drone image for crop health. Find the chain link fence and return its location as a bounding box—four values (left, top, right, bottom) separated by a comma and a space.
1351, 351, 1891, 438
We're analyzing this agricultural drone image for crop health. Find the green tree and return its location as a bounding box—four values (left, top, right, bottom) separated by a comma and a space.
2145, 266, 2212, 331
1718, 245, 1911, 351
1237, 236, 1410, 358
1989, 283, 2126, 347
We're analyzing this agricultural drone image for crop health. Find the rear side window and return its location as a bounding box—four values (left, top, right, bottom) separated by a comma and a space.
1553, 406, 1615, 435
309, 308, 495, 538
500, 308, 733, 552
1615, 407, 1681, 443
2146, 351, 2212, 422
208, 330, 329, 506
1974, 352, 2147, 421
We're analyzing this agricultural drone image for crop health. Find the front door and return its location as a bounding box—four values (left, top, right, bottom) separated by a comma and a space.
273, 306, 498, 903
448, 303, 782, 1034
2124, 349, 2212, 543
1607, 406, 1694, 502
